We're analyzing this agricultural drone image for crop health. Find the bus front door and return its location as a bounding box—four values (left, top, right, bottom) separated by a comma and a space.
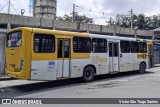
109, 42, 119, 73
57, 39, 71, 79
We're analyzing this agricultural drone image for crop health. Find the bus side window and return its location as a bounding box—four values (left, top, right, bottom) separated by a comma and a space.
92, 38, 107, 53
73, 37, 91, 53
139, 42, 147, 53
131, 41, 139, 53
73, 37, 79, 52
92, 39, 98, 53
120, 41, 130, 53
34, 34, 55, 53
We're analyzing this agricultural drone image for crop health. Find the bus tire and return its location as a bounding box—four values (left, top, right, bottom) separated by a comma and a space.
83, 66, 95, 82
139, 62, 146, 74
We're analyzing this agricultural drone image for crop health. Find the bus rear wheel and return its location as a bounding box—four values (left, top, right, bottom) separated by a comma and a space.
83, 66, 95, 82
139, 63, 146, 74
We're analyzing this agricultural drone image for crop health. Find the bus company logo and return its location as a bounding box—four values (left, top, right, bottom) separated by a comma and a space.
48, 61, 55, 69
2, 99, 11, 104
49, 61, 55, 66
92, 56, 107, 63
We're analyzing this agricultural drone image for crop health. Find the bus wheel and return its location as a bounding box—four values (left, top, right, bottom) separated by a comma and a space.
83, 66, 95, 82
139, 63, 146, 74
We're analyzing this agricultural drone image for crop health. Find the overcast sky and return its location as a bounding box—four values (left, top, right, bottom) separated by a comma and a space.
0, 0, 160, 25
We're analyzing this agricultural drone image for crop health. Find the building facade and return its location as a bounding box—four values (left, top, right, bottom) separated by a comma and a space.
33, 0, 57, 19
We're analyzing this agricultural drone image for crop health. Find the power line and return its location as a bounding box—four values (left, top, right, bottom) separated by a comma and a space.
74, 4, 110, 16
72, 4, 112, 24
0, 0, 19, 15
0, 2, 9, 12
11, 3, 19, 15
0, 0, 8, 6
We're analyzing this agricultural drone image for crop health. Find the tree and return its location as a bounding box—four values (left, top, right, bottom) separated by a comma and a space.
74, 12, 94, 23
136, 14, 145, 29
115, 13, 160, 30
63, 14, 72, 21
116, 14, 131, 28
56, 12, 94, 24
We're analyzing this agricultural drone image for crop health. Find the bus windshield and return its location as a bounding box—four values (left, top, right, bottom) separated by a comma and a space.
7, 31, 22, 47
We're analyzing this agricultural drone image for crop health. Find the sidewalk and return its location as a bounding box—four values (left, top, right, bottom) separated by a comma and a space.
0, 74, 11, 80
154, 64, 160, 67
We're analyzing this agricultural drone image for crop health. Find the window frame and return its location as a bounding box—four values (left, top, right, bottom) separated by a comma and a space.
34, 33, 55, 53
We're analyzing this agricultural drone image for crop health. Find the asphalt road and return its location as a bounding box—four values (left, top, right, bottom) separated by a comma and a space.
1, 66, 160, 107
5, 67, 160, 98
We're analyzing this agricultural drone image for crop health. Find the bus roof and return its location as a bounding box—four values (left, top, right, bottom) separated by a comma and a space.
7, 27, 153, 43
8, 27, 88, 37
90, 34, 153, 43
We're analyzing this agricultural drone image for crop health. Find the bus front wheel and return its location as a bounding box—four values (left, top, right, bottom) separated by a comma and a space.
83, 66, 95, 82
139, 63, 146, 74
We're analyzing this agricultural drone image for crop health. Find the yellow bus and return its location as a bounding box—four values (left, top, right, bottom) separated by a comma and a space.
5, 27, 154, 81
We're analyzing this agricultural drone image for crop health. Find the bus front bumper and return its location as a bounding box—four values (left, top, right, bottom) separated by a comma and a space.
5, 69, 30, 79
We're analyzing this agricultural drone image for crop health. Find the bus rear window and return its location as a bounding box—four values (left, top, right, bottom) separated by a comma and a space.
7, 31, 22, 47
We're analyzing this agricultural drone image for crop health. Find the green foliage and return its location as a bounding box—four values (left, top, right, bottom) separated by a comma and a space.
56, 12, 94, 24
115, 14, 160, 30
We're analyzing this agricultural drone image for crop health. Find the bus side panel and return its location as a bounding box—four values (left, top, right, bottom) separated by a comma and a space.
119, 53, 137, 72
90, 53, 109, 75
30, 33, 57, 81
70, 53, 109, 78
71, 59, 91, 78
31, 60, 57, 80
131, 53, 137, 71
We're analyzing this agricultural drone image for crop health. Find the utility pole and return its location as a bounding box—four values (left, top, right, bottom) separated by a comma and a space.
8, 0, 11, 14
129, 9, 133, 29
110, 17, 112, 26
73, 4, 76, 22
